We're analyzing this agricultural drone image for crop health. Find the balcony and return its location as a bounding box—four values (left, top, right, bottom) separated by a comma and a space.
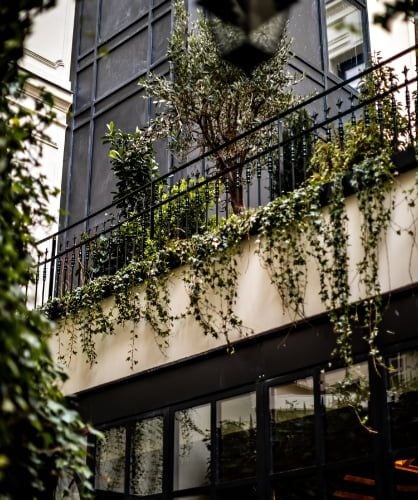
33, 46, 418, 311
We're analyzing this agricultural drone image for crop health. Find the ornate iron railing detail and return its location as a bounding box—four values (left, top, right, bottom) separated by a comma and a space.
31, 46, 418, 307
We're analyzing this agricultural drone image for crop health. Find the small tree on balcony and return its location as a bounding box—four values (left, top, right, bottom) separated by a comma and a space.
141, 1, 297, 214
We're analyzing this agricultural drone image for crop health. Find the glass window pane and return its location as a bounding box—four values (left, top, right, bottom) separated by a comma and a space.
326, 462, 376, 499
130, 417, 163, 496
217, 485, 257, 499
270, 377, 315, 471
323, 363, 371, 462
95, 426, 126, 492
393, 454, 418, 499
100, 0, 149, 40
326, 0, 365, 82
97, 30, 148, 98
388, 350, 418, 451
173, 497, 210, 500
79, 0, 97, 55
272, 473, 320, 499
75, 65, 93, 110
218, 392, 257, 481
152, 14, 171, 63
174, 404, 211, 491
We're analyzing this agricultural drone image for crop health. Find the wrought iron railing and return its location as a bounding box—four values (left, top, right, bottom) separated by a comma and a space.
32, 46, 418, 308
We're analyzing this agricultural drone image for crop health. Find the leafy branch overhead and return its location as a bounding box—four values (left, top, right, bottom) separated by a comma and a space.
0, 1, 95, 498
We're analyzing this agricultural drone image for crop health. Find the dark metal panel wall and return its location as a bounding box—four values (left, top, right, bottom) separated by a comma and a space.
60, 0, 370, 231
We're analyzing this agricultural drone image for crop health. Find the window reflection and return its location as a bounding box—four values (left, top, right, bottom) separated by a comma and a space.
388, 351, 418, 498
95, 426, 126, 492
394, 457, 418, 498
272, 473, 319, 499
323, 363, 371, 461
130, 417, 163, 496
388, 350, 418, 450
218, 392, 257, 481
326, 0, 365, 83
270, 377, 315, 471
174, 404, 211, 491
326, 462, 376, 499
218, 485, 257, 499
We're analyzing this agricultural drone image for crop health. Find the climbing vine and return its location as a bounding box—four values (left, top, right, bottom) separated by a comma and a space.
44, 142, 418, 372
42, 43, 417, 389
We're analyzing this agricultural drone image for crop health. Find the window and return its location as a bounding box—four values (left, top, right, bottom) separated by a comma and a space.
325, 0, 367, 83
270, 377, 315, 471
130, 417, 164, 496
93, 349, 418, 499
95, 426, 126, 493
174, 404, 211, 491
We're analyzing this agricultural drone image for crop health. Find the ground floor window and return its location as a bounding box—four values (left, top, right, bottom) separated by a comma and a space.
93, 348, 418, 499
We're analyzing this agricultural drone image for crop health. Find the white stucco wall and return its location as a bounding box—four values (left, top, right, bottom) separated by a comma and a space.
21, 0, 75, 241
52, 168, 418, 395
367, 0, 416, 74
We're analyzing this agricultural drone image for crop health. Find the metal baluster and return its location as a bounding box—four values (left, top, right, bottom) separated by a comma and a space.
246, 161, 251, 208
124, 208, 129, 267
185, 177, 191, 238
116, 212, 121, 272
290, 131, 296, 190
84, 233, 90, 286
107, 218, 113, 276
158, 183, 164, 247
301, 124, 307, 182
131, 202, 138, 262
34, 253, 40, 308
337, 98, 344, 147
204, 181, 210, 229
215, 177, 220, 226
77, 242, 83, 288
235, 167, 241, 211
390, 71, 399, 149
55, 244, 62, 297
48, 236, 56, 299
70, 236, 76, 292
194, 172, 201, 233
403, 66, 414, 144
176, 188, 182, 239
277, 119, 283, 197
267, 148, 274, 202
41, 248, 48, 306
363, 98, 370, 129
150, 180, 155, 241
311, 112, 318, 143
141, 200, 146, 257
324, 105, 332, 142
225, 176, 230, 218
350, 94, 357, 127
256, 157, 262, 207
166, 186, 173, 238
63, 241, 69, 295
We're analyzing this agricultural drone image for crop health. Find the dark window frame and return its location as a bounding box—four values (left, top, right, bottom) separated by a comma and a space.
90, 342, 418, 499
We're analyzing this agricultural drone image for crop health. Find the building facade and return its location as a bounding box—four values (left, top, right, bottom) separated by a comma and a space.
22, 0, 75, 241
38, 1, 418, 499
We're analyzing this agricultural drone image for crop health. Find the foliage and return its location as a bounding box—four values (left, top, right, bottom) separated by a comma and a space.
374, 0, 417, 30
140, 1, 297, 214
103, 121, 158, 215
0, 1, 96, 498
42, 18, 417, 414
